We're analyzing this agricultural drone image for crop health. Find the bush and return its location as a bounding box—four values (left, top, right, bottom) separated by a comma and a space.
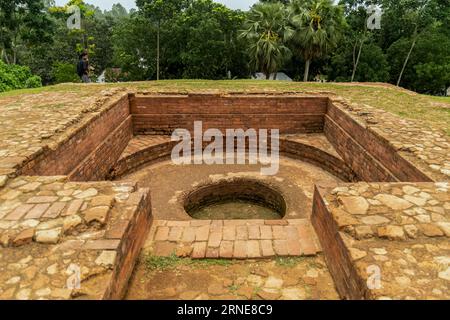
25, 75, 43, 88
52, 62, 80, 84
0, 60, 42, 92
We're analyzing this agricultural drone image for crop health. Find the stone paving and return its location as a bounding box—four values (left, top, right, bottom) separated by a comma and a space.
331, 98, 450, 182
315, 182, 449, 299
0, 176, 150, 300
0, 87, 126, 186
146, 219, 321, 259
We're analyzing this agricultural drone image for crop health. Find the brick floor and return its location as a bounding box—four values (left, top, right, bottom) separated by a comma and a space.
147, 219, 321, 259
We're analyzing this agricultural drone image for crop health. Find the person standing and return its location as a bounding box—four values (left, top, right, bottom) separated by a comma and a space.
77, 51, 91, 83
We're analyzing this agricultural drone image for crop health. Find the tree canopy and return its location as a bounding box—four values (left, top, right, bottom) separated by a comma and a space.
0, 0, 449, 95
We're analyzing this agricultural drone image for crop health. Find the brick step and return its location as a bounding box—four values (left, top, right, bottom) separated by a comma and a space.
146, 219, 322, 259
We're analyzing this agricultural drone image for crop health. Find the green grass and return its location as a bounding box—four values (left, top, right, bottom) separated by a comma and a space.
275, 256, 306, 267
145, 253, 183, 271
144, 253, 231, 271
1, 80, 449, 135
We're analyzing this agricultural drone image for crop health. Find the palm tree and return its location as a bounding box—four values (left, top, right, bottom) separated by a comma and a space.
289, 0, 346, 81
240, 2, 292, 80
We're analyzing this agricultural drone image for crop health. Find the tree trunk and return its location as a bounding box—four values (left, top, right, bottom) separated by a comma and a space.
265, 72, 270, 80
303, 59, 311, 82
397, 30, 418, 87
156, 20, 160, 81
351, 38, 364, 82
1, 49, 10, 64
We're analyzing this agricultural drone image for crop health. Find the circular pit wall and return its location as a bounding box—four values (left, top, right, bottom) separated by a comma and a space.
183, 178, 287, 220
117, 156, 343, 220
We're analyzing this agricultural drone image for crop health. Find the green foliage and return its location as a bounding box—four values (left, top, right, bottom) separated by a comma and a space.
240, 2, 292, 79
387, 26, 450, 94
145, 253, 182, 271
0, 0, 55, 64
328, 40, 390, 82
0, 0, 449, 94
145, 253, 231, 271
52, 62, 80, 83
0, 60, 41, 92
25, 75, 43, 88
289, 0, 347, 80
275, 256, 305, 267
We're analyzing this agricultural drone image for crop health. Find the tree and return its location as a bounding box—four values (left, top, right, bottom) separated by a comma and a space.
136, 0, 189, 80
0, 0, 54, 64
173, 0, 248, 79
289, 0, 347, 81
387, 25, 450, 94
328, 40, 390, 82
240, 2, 292, 79
112, 14, 157, 81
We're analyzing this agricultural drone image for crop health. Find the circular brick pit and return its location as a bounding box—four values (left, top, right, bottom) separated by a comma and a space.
183, 178, 287, 220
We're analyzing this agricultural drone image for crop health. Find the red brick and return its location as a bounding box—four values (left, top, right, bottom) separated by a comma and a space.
272, 226, 285, 240
43, 202, 66, 218
153, 242, 177, 256
248, 226, 260, 240
285, 226, 299, 240
83, 239, 120, 250
191, 220, 211, 227
259, 226, 272, 239
210, 220, 223, 229
168, 226, 183, 241
181, 227, 196, 243
223, 226, 235, 241
265, 220, 288, 226
154, 226, 170, 241
300, 237, 319, 256
219, 241, 234, 258
273, 240, 288, 256
106, 220, 129, 239
236, 226, 248, 240
62, 199, 83, 216
223, 220, 247, 226
233, 240, 247, 259
208, 232, 222, 248
26, 196, 58, 204
260, 240, 275, 257
167, 220, 190, 227
206, 246, 220, 258
195, 225, 210, 241
5, 204, 34, 221
25, 203, 50, 219
286, 240, 302, 256
192, 242, 207, 259
297, 224, 314, 238
247, 240, 261, 258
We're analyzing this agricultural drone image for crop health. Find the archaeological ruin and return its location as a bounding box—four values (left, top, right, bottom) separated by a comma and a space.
0, 84, 448, 300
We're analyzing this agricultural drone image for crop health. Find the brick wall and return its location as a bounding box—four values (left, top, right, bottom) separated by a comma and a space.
311, 186, 368, 299
69, 116, 133, 181
22, 94, 132, 181
131, 94, 328, 135
110, 137, 356, 182
324, 101, 432, 182
103, 188, 152, 299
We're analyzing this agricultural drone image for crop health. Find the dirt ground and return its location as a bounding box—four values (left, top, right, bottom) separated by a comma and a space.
119, 156, 342, 221
125, 254, 340, 300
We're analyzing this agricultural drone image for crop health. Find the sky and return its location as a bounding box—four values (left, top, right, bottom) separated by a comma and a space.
54, 0, 259, 11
